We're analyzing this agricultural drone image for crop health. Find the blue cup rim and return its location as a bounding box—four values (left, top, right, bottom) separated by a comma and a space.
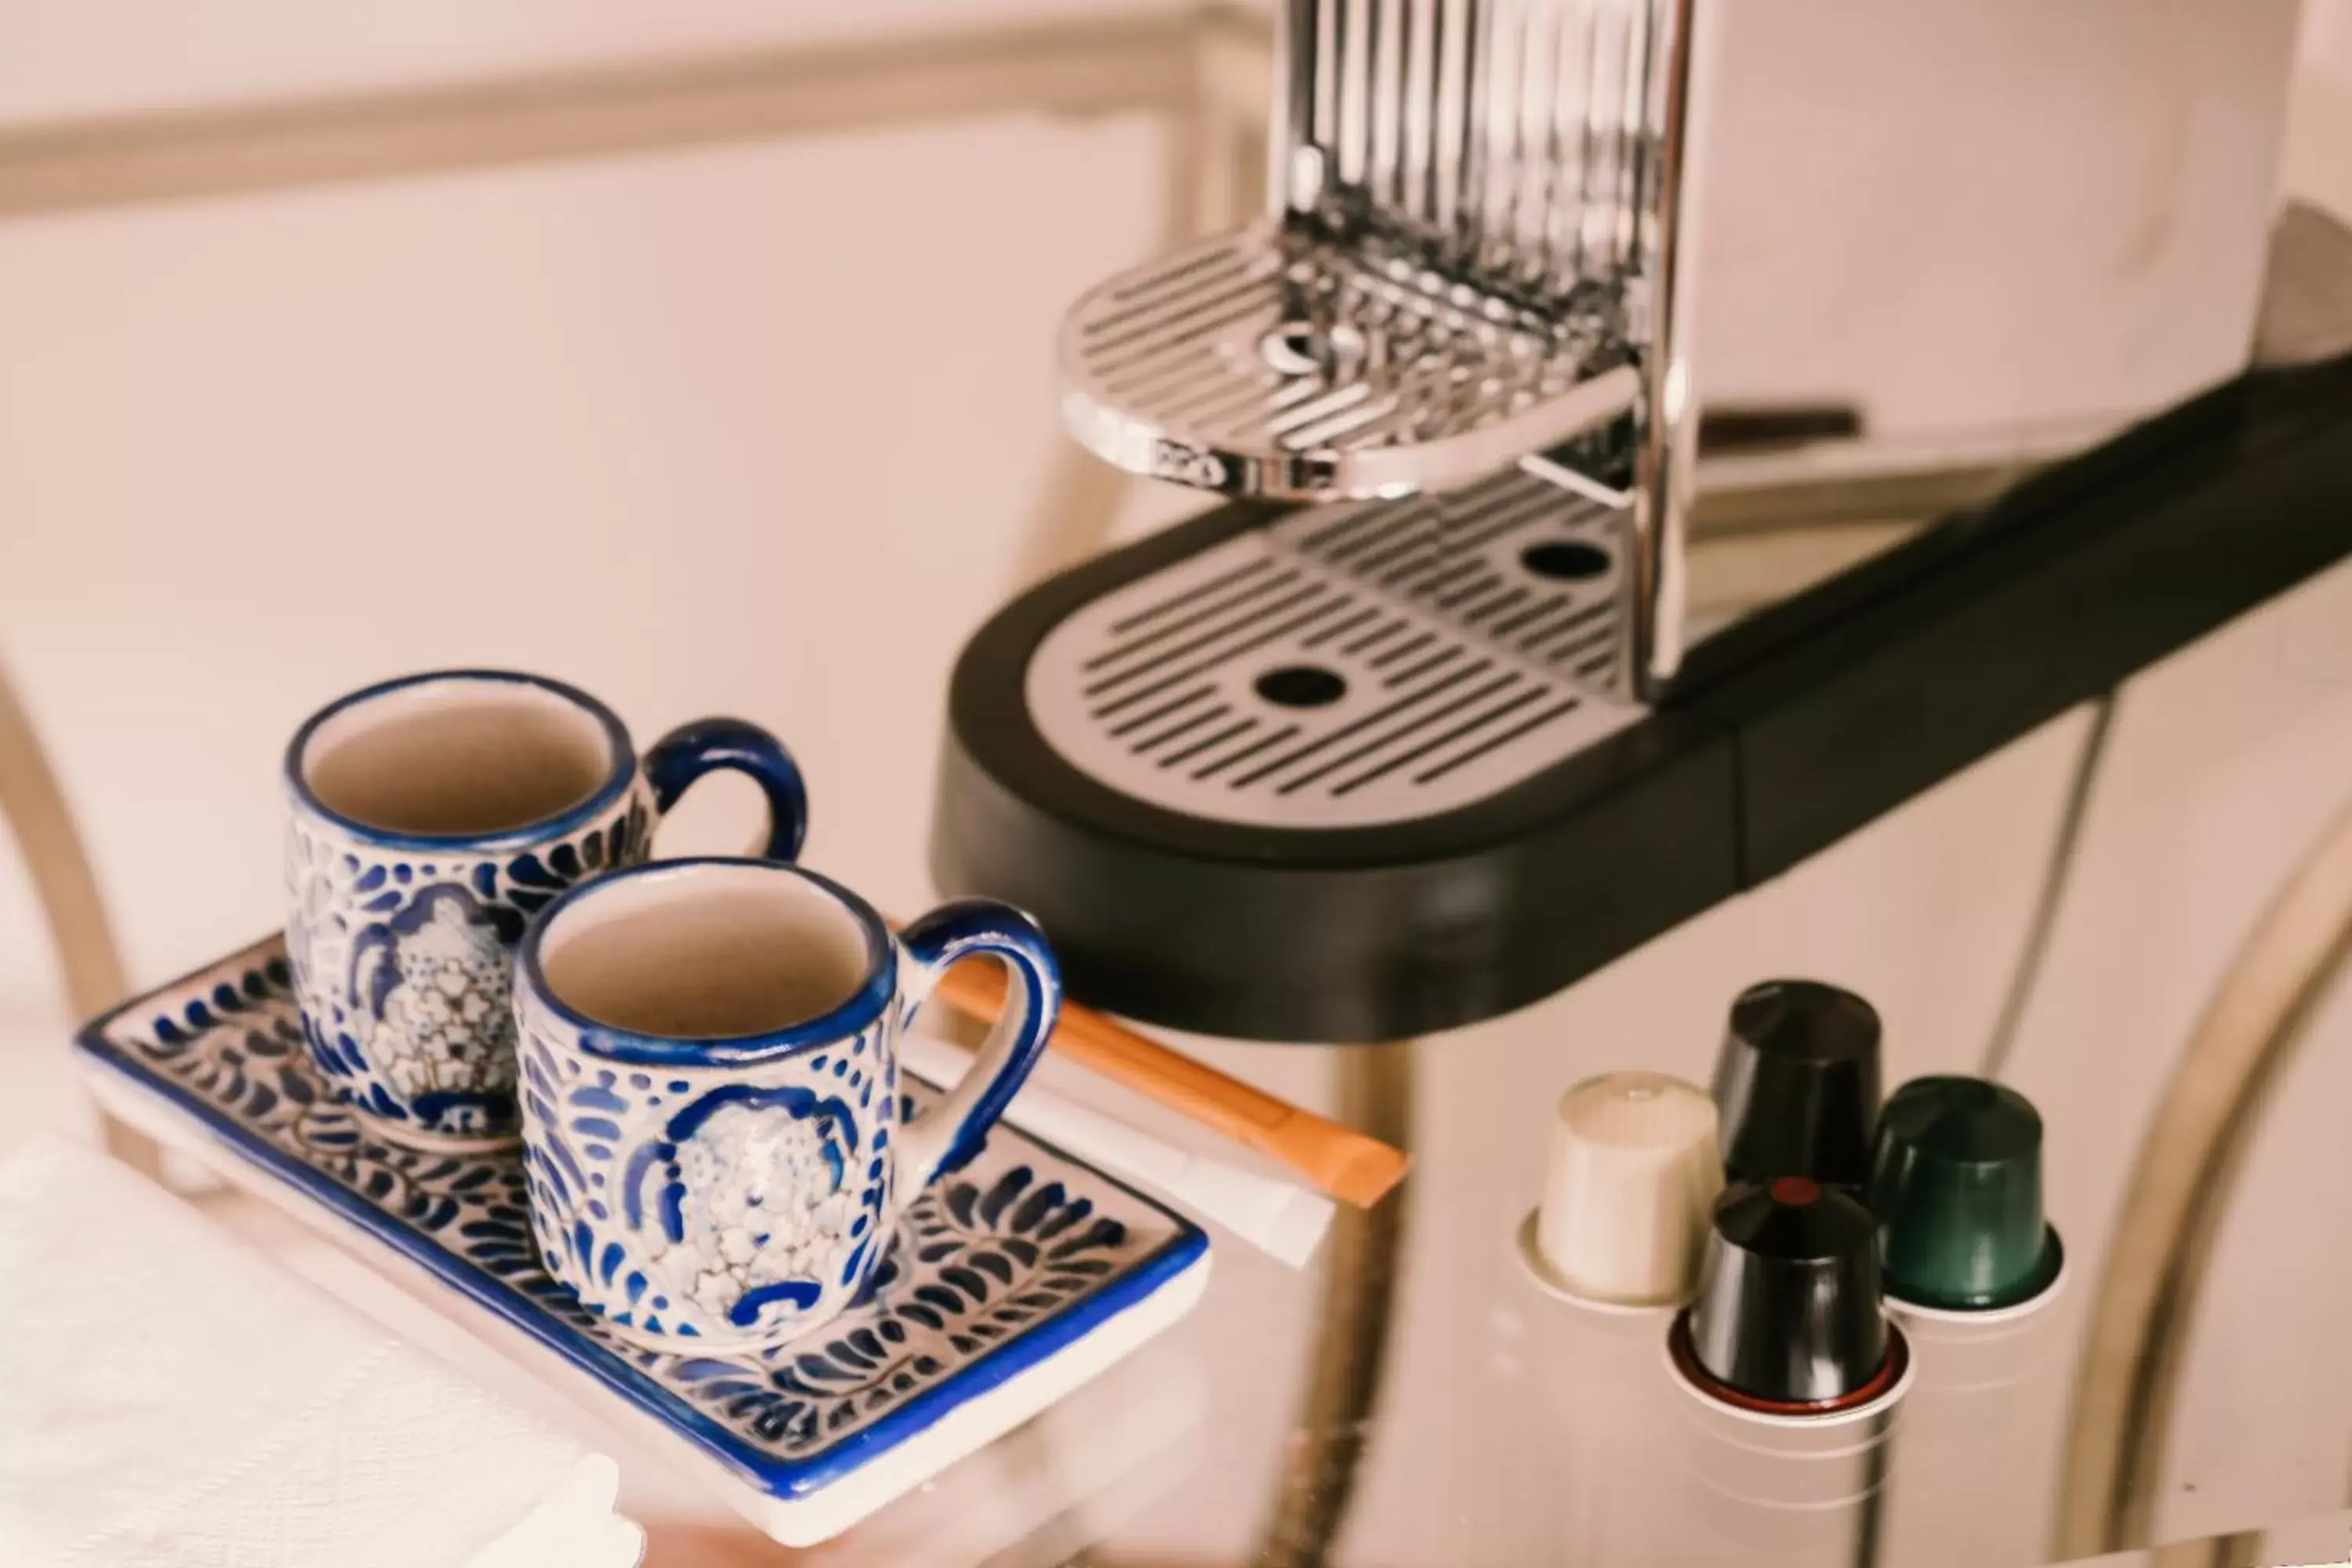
285, 669, 637, 852
517, 856, 900, 1067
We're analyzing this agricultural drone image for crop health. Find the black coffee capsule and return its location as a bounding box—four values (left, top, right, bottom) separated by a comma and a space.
1673, 1176, 1901, 1411
1711, 980, 1882, 1188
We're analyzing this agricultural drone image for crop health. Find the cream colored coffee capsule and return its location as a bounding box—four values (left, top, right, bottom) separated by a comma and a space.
1518, 1072, 1722, 1311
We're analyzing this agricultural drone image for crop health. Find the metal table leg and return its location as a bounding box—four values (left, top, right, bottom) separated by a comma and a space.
1253, 1040, 1416, 1568
2056, 791, 2352, 1556
0, 654, 159, 1176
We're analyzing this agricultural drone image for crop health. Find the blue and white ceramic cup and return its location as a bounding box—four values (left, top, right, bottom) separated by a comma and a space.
285, 670, 808, 1151
514, 857, 1061, 1351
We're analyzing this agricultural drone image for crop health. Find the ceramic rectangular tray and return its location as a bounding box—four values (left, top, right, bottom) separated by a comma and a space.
74, 935, 1213, 1546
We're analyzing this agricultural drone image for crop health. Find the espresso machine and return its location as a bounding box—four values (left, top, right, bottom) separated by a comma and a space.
932, 0, 2351, 1043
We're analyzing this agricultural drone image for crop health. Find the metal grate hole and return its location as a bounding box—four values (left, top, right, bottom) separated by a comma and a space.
1256, 666, 1350, 708
1520, 539, 1612, 581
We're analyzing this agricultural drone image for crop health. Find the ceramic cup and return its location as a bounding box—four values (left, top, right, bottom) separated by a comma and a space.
285, 670, 808, 1151
513, 856, 1062, 1351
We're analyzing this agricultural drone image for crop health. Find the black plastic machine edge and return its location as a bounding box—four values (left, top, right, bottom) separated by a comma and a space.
930, 357, 2352, 1044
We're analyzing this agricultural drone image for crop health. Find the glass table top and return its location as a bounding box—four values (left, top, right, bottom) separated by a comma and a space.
205, 949, 2352, 1568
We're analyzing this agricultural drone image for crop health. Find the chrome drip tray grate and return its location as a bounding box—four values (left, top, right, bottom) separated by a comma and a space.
1026, 465, 1642, 829
1058, 223, 1640, 501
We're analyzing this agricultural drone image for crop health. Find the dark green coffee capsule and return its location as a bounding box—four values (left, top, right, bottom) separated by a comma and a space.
1869, 1076, 2063, 1310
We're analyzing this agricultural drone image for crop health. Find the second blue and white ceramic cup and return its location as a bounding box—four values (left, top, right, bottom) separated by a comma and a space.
285, 670, 808, 1151
514, 858, 1062, 1351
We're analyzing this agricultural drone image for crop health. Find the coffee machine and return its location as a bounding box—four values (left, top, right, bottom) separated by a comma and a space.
932, 0, 2348, 1042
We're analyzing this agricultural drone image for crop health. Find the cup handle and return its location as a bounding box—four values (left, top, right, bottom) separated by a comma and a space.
895, 900, 1062, 1188
641, 717, 809, 862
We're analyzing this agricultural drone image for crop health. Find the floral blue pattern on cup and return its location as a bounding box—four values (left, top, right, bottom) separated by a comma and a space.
285, 670, 808, 1151
517, 1020, 893, 1341
515, 858, 1061, 1350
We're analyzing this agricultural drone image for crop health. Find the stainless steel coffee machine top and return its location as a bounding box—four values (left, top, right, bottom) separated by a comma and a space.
1055, 0, 2302, 693
1058, 0, 1670, 505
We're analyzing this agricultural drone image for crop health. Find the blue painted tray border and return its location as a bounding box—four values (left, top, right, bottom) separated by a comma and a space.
74, 935, 1210, 1501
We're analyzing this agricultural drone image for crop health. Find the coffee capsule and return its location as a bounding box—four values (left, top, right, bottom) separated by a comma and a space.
1528, 1072, 1722, 1308
1711, 980, 1882, 1188
1673, 1176, 1904, 1413
1870, 1075, 2063, 1311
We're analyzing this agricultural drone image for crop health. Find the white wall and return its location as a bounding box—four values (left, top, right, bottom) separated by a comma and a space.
2307, 0, 2352, 88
